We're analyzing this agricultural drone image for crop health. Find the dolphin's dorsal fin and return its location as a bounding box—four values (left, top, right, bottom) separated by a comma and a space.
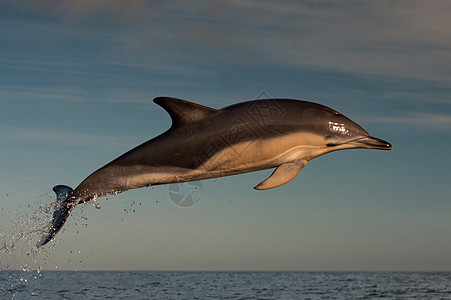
154, 97, 220, 129
254, 160, 308, 190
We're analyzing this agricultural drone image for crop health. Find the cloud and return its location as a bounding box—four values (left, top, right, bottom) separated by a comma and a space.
29, 0, 157, 22
0, 85, 151, 104
13, 0, 451, 84
230, 0, 451, 82
366, 112, 451, 131
0, 126, 139, 149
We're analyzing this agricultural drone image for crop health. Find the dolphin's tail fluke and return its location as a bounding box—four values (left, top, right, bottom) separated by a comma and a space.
37, 185, 75, 248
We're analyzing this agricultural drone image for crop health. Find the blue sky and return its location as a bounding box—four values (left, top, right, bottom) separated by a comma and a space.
1, 0, 450, 271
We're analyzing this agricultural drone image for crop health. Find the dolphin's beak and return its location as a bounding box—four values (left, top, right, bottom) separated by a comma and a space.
354, 136, 392, 150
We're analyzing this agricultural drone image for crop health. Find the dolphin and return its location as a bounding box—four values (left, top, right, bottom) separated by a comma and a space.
37, 97, 391, 247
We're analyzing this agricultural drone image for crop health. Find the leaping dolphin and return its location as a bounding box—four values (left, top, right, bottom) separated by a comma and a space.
38, 97, 391, 247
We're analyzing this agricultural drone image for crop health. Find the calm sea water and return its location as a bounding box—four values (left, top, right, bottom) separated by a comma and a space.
1, 271, 450, 299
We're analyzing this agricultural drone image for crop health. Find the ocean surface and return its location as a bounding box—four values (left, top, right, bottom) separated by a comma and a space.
1, 271, 450, 299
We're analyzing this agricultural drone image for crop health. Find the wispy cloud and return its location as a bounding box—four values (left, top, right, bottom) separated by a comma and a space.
10, 1, 451, 84
0, 86, 156, 104
229, 0, 451, 82
366, 112, 451, 131
0, 126, 142, 149
27, 0, 158, 22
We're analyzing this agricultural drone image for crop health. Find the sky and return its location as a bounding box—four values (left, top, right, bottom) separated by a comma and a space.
0, 0, 450, 271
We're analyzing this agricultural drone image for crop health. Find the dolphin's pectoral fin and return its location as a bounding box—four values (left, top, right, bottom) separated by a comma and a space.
254, 160, 307, 190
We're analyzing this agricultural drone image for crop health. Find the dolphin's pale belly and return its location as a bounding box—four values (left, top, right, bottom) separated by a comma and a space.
121, 132, 325, 187
100, 132, 329, 193
196, 132, 328, 171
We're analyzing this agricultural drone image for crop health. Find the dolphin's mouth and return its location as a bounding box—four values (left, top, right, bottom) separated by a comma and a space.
355, 136, 392, 150
327, 136, 392, 150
